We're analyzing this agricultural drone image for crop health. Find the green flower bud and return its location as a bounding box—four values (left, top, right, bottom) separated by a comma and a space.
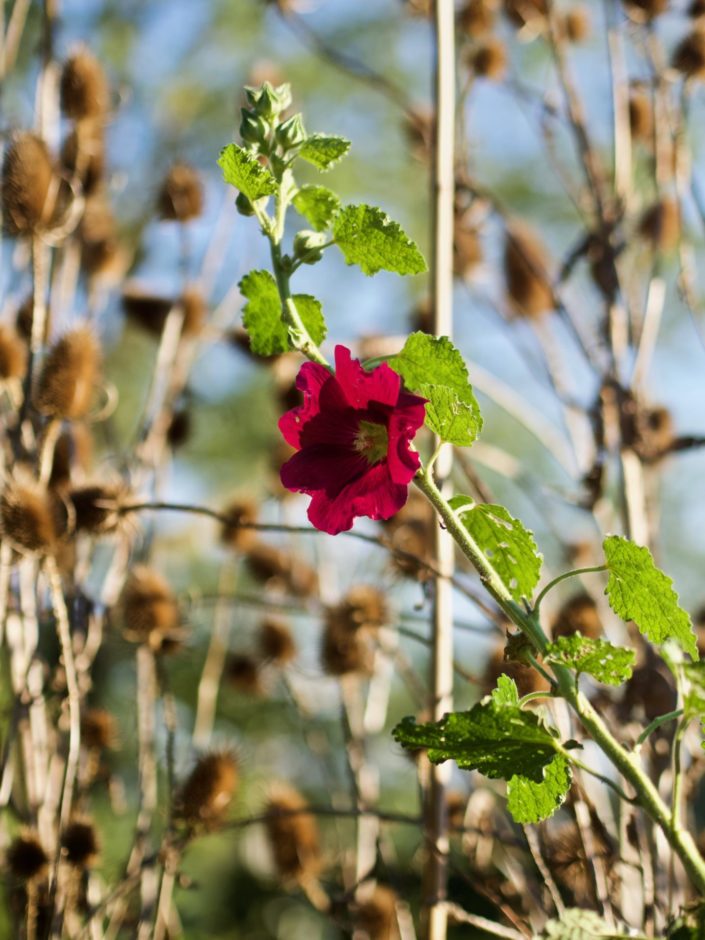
293, 230, 328, 265
245, 81, 292, 120
275, 113, 307, 152
235, 192, 255, 217
239, 109, 269, 146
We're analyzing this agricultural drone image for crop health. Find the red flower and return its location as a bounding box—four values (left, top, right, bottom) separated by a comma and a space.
279, 346, 427, 535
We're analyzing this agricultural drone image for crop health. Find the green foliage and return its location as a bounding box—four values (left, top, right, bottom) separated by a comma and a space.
506, 754, 571, 825
449, 497, 542, 603
492, 673, 520, 707
603, 536, 698, 659
389, 333, 482, 445
299, 133, 351, 171
239, 270, 326, 356
293, 185, 341, 231
218, 143, 278, 202
540, 909, 639, 939
333, 204, 427, 276
545, 634, 635, 686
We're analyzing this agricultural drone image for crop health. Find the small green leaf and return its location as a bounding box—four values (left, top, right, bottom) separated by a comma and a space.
392, 700, 559, 783
603, 535, 698, 659
299, 134, 351, 171
293, 185, 341, 231
682, 662, 705, 719
449, 498, 542, 603
545, 634, 635, 686
218, 144, 278, 202
333, 204, 427, 276
540, 909, 635, 939
389, 333, 482, 446
506, 754, 572, 824
239, 270, 326, 356
492, 674, 520, 707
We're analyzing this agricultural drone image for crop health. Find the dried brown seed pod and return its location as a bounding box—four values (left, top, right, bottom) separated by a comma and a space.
80, 195, 124, 279
502, 0, 547, 29
174, 751, 238, 827
122, 285, 173, 336
244, 541, 318, 597
258, 617, 296, 664
690, 0, 705, 17
2, 133, 57, 236
628, 90, 652, 142
503, 222, 554, 318
458, 0, 496, 36
224, 653, 263, 695
634, 404, 674, 460
60, 47, 109, 120
119, 566, 181, 650
355, 885, 400, 938
381, 488, 434, 580
5, 834, 48, 881
34, 327, 100, 419
321, 617, 373, 677
81, 708, 117, 750
472, 38, 507, 80
157, 163, 203, 222
622, 0, 667, 21
637, 198, 680, 253
265, 785, 321, 880
672, 28, 705, 79
61, 819, 99, 867
0, 479, 62, 553
550, 593, 603, 640
166, 409, 192, 449
0, 324, 27, 380
483, 642, 550, 697
69, 483, 125, 535
561, 7, 591, 43
328, 585, 389, 633
220, 498, 259, 552
61, 124, 105, 196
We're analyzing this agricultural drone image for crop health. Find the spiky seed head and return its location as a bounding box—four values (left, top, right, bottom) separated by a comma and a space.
6, 833, 48, 881
628, 90, 652, 141
637, 198, 680, 253
80, 196, 124, 280
321, 615, 373, 677
157, 163, 203, 222
265, 785, 321, 880
81, 708, 117, 750
244, 541, 318, 597
0, 325, 27, 380
562, 7, 591, 42
122, 285, 172, 336
167, 409, 192, 448
61, 819, 99, 867
34, 327, 100, 419
0, 480, 61, 553
120, 566, 180, 649
690, 0, 705, 17
472, 38, 507, 80
2, 133, 56, 236
672, 28, 705, 79
381, 489, 434, 580
458, 0, 496, 36
355, 885, 399, 939
60, 47, 109, 120
550, 593, 603, 640
69, 484, 125, 535
332, 585, 389, 633
224, 654, 262, 694
503, 222, 554, 318
258, 617, 296, 664
174, 751, 238, 827
220, 498, 259, 552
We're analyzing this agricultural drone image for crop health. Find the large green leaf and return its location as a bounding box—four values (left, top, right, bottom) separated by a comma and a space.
292, 185, 341, 231
540, 909, 640, 940
333, 204, 427, 276
603, 536, 698, 659
239, 270, 326, 356
545, 634, 634, 686
389, 333, 482, 446
218, 143, 278, 202
507, 754, 571, 824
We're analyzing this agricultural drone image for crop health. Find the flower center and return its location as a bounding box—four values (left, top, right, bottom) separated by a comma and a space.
353, 420, 388, 465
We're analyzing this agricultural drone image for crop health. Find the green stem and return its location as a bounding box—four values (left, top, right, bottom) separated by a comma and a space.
634, 708, 684, 750
559, 749, 636, 805
533, 565, 608, 613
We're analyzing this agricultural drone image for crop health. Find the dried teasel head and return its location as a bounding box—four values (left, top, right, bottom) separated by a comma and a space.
560, 7, 591, 43
81, 708, 117, 750
634, 403, 674, 461
2, 133, 57, 236
166, 408, 192, 449
258, 617, 296, 665
321, 615, 373, 677
80, 195, 126, 282
690, 0, 705, 17
60, 47, 109, 121
458, 0, 497, 37
637, 198, 680, 253
0, 324, 27, 381
122, 284, 173, 336
550, 592, 603, 640
471, 38, 507, 80
61, 124, 105, 196
68, 483, 127, 535
503, 222, 554, 318
220, 497, 259, 552
328, 585, 389, 633
244, 541, 318, 597
34, 326, 100, 420
354, 884, 400, 939
622, 0, 667, 22
174, 751, 238, 828
265, 784, 321, 881
157, 162, 204, 222
5, 833, 48, 881
0, 478, 63, 554
224, 653, 263, 695
119, 566, 181, 651
672, 28, 705, 79
381, 488, 434, 580
628, 88, 653, 142
61, 819, 99, 868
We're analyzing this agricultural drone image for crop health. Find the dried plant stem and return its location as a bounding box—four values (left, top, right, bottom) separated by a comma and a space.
193, 564, 236, 749
1, 0, 29, 79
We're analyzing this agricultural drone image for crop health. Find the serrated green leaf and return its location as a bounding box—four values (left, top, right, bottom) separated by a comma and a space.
603, 536, 698, 659
540, 909, 637, 940
393, 701, 558, 783
218, 144, 278, 202
333, 205, 427, 276
545, 634, 634, 686
389, 333, 482, 446
492, 674, 520, 707
682, 662, 705, 719
293, 185, 341, 231
449, 497, 542, 602
507, 754, 572, 824
239, 270, 326, 356
298, 134, 351, 171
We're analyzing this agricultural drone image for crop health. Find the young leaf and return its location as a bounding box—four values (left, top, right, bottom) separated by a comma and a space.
333, 205, 427, 276
392, 700, 559, 783
218, 144, 278, 202
506, 754, 572, 824
682, 662, 705, 719
239, 270, 326, 356
449, 497, 542, 602
389, 333, 482, 446
545, 634, 635, 686
603, 535, 698, 659
293, 185, 341, 231
540, 909, 634, 939
299, 134, 351, 171
492, 674, 520, 707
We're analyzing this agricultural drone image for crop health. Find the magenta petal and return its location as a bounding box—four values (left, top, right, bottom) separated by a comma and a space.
307, 463, 408, 534
280, 444, 368, 495
278, 361, 332, 448
334, 345, 401, 409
